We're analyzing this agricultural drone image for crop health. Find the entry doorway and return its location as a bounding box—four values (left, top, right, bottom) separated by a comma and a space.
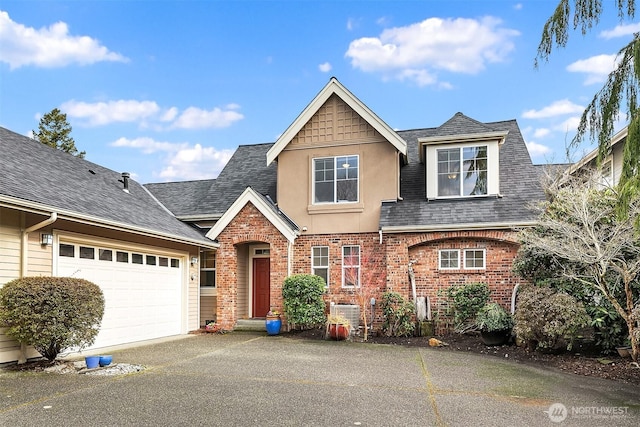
251, 248, 270, 318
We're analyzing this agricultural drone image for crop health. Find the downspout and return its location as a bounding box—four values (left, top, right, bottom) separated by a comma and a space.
18, 212, 57, 363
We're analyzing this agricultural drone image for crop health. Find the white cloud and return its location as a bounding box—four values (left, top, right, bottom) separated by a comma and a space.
554, 116, 581, 134
60, 99, 243, 129
522, 99, 584, 119
600, 22, 640, 39
526, 141, 551, 157
319, 62, 332, 73
111, 136, 235, 181
62, 100, 160, 126
345, 16, 519, 86
0, 11, 127, 69
533, 128, 551, 139
566, 54, 618, 85
158, 144, 235, 180
110, 136, 181, 154
171, 105, 244, 130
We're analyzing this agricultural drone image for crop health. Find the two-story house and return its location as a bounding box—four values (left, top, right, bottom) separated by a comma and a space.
147, 78, 545, 331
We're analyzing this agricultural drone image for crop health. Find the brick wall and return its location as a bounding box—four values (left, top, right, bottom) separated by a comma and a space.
215, 203, 526, 335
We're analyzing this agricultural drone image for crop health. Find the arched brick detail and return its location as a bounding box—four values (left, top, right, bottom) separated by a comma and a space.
384, 229, 526, 333
215, 202, 290, 330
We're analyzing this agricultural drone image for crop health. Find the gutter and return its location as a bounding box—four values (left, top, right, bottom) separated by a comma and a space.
1, 196, 218, 249
380, 221, 538, 234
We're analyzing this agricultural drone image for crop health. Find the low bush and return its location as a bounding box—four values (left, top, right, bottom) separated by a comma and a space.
0, 277, 104, 361
380, 291, 415, 337
476, 302, 514, 332
514, 285, 590, 352
282, 274, 326, 329
442, 282, 490, 333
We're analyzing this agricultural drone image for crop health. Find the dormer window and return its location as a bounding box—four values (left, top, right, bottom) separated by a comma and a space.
437, 146, 488, 197
420, 131, 506, 200
313, 155, 359, 204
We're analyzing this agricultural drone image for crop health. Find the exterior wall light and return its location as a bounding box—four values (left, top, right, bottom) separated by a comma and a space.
191, 256, 199, 266
41, 233, 53, 246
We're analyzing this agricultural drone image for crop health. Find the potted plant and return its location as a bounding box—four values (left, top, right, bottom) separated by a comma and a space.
265, 310, 282, 335
476, 302, 514, 346
325, 314, 350, 340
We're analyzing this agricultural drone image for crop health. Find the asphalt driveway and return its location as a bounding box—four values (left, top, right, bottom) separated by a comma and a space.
1, 332, 638, 426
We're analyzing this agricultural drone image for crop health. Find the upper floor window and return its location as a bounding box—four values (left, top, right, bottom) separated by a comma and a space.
437, 146, 487, 197
313, 155, 359, 204
311, 246, 329, 287
200, 250, 216, 287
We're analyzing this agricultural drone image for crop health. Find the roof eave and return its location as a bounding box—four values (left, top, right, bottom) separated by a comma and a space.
0, 195, 218, 249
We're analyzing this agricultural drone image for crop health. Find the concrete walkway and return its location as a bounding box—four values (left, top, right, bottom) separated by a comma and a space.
1, 332, 638, 426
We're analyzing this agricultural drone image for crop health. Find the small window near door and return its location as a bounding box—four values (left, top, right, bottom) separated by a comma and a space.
312, 246, 329, 287
59, 243, 74, 257
171, 258, 180, 268
254, 249, 270, 256
200, 250, 216, 287
79, 246, 95, 259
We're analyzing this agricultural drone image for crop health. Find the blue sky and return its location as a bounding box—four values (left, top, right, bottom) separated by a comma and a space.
1, 1, 636, 183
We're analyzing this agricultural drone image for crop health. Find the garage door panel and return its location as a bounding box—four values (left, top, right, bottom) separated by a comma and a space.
56, 240, 184, 349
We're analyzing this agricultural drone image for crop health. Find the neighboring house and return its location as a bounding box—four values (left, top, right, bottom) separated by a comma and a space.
0, 127, 217, 364
146, 78, 546, 332
567, 126, 627, 187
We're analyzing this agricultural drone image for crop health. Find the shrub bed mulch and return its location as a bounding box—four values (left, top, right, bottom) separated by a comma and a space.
284, 328, 640, 386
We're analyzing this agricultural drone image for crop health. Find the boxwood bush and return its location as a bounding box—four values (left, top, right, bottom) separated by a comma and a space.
0, 277, 105, 361
282, 274, 326, 329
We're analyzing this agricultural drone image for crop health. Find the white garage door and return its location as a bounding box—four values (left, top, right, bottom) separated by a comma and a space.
56, 238, 185, 350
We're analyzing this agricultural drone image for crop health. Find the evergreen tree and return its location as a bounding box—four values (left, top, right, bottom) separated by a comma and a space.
33, 108, 86, 158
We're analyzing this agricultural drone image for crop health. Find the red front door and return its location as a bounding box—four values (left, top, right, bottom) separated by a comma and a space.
252, 258, 270, 317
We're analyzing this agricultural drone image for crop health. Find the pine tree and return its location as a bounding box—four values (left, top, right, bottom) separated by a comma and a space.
33, 108, 86, 158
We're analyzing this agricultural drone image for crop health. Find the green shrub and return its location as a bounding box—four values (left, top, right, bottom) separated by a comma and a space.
380, 291, 415, 337
442, 282, 490, 333
513, 285, 590, 352
282, 274, 326, 329
476, 302, 514, 332
0, 277, 104, 361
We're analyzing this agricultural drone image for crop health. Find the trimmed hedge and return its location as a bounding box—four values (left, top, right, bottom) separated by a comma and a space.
282, 274, 326, 329
0, 277, 104, 361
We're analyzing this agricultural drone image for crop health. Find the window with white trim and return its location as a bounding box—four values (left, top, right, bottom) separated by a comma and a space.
464, 249, 486, 269
200, 250, 216, 287
437, 146, 487, 197
342, 245, 360, 287
311, 246, 329, 286
313, 155, 359, 203
439, 249, 460, 269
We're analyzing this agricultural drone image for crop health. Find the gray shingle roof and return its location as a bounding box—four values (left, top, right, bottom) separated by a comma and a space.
0, 127, 214, 245
380, 113, 546, 229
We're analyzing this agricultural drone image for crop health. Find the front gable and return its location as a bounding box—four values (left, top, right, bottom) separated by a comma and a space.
266, 77, 406, 165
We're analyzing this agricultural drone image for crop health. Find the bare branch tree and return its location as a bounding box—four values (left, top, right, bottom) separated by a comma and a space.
520, 172, 640, 360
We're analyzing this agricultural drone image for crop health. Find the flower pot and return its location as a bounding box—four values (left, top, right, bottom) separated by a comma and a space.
85, 355, 100, 369
480, 329, 511, 346
616, 346, 632, 358
265, 317, 282, 335
329, 324, 349, 340
99, 355, 113, 367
